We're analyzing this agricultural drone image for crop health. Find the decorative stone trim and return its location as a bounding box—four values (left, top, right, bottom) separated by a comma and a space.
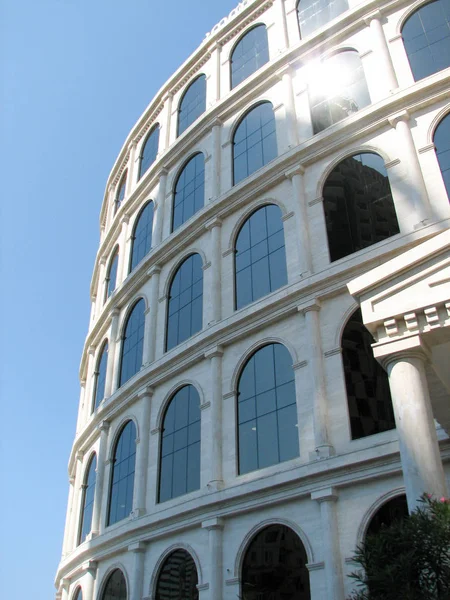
222, 247, 234, 257
324, 347, 342, 358
363, 9, 383, 25
281, 211, 295, 222
135, 102, 165, 144
293, 360, 308, 370
306, 561, 325, 572
150, 427, 161, 436
388, 33, 403, 43
285, 164, 305, 179
196, 583, 210, 591
202, 261, 212, 271
223, 391, 235, 400
359, 49, 373, 59
169, 53, 212, 97
308, 196, 323, 207
388, 109, 410, 128
225, 578, 240, 586
418, 143, 436, 154
212, 1, 274, 46
205, 217, 222, 230
200, 401, 212, 411
385, 158, 401, 169
204, 346, 224, 359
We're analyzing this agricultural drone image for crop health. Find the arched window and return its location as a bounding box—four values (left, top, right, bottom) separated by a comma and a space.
342, 309, 395, 440
233, 102, 278, 185
92, 340, 108, 412
177, 75, 206, 136
158, 385, 201, 503
235, 204, 287, 310
138, 125, 160, 180
78, 453, 97, 544
308, 50, 370, 134
242, 524, 311, 599
114, 171, 127, 214
102, 569, 127, 600
166, 254, 203, 351
401, 0, 450, 82
155, 549, 199, 600
238, 343, 298, 475
129, 201, 154, 272
434, 112, 450, 198
104, 247, 119, 303
72, 587, 82, 600
323, 152, 400, 262
231, 25, 269, 88
107, 421, 136, 526
119, 299, 145, 386
172, 153, 205, 231
297, 0, 348, 39
366, 495, 409, 537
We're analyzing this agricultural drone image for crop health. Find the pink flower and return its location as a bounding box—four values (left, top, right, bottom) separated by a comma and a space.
439, 497, 447, 503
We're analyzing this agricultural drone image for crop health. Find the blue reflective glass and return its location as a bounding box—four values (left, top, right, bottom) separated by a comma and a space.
107, 421, 136, 526
93, 341, 108, 411
177, 75, 206, 136
158, 385, 201, 503
231, 25, 269, 88
297, 0, 348, 38
238, 344, 298, 475
172, 154, 205, 231
119, 299, 145, 386
156, 550, 199, 600
105, 249, 119, 302
130, 201, 154, 272
309, 50, 370, 134
115, 172, 127, 214
73, 588, 83, 600
402, 0, 450, 81
78, 454, 97, 544
138, 125, 160, 180
235, 205, 287, 309
166, 254, 203, 351
233, 103, 278, 185
102, 569, 127, 600
323, 152, 399, 261
434, 112, 450, 199
342, 309, 395, 440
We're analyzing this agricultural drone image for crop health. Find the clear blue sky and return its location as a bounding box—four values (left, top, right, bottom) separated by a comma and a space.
1, 1, 236, 597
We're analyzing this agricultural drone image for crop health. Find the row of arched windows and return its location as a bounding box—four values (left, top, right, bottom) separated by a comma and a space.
111, 0, 450, 212
83, 309, 394, 538
73, 494, 409, 599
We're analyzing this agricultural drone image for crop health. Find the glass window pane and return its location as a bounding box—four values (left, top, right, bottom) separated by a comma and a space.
155, 550, 199, 600
434, 112, 450, 199
138, 125, 160, 180
177, 75, 206, 136
172, 154, 205, 231
93, 341, 108, 411
107, 421, 136, 526
114, 172, 127, 215
105, 248, 119, 302
102, 569, 127, 600
231, 25, 269, 88
78, 454, 97, 544
119, 299, 146, 386
130, 201, 154, 272
298, 0, 348, 38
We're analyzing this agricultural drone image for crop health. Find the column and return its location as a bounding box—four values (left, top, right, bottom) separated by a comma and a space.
153, 170, 168, 246
117, 215, 131, 284
61, 477, 75, 556
277, 67, 298, 148
163, 93, 174, 151
311, 488, 345, 600
208, 43, 221, 104
84, 346, 96, 421
374, 337, 448, 510
105, 309, 120, 397
126, 141, 138, 195
365, 11, 398, 94
91, 420, 110, 535
274, 0, 289, 50
129, 542, 147, 600
286, 166, 312, 277
210, 120, 222, 200
133, 387, 153, 517
96, 259, 107, 318
202, 518, 224, 600
300, 301, 334, 458
67, 451, 84, 550
75, 380, 86, 435
389, 111, 430, 226
144, 266, 161, 365
82, 561, 98, 600
204, 347, 224, 489
205, 218, 222, 324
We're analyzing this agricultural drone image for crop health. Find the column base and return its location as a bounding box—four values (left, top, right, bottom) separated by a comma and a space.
130, 508, 146, 519
310, 445, 335, 461
206, 480, 224, 492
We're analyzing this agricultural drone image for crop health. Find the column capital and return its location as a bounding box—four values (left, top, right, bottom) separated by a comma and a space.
373, 334, 431, 369
204, 345, 224, 360
111, 307, 121, 319
76, 450, 84, 462
97, 419, 110, 434
128, 541, 147, 553
202, 517, 224, 530
275, 64, 296, 80
147, 265, 162, 278
205, 217, 222, 231
298, 299, 321, 314
311, 486, 339, 503
364, 9, 383, 25
388, 109, 410, 128
210, 116, 223, 129
128, 139, 138, 151
159, 167, 169, 178
121, 214, 130, 227
81, 560, 98, 575
285, 164, 305, 179
138, 385, 154, 400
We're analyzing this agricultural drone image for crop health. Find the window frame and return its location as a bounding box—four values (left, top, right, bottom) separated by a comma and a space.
107, 420, 137, 527
77, 453, 97, 545
177, 74, 207, 137
138, 124, 160, 181
92, 339, 108, 412
230, 23, 270, 89
129, 200, 155, 273
171, 152, 205, 232
118, 298, 146, 387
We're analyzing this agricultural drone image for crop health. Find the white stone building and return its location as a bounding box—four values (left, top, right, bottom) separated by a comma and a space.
55, 0, 450, 599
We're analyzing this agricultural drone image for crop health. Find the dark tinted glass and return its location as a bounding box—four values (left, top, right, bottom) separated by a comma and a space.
115, 172, 127, 214
323, 152, 399, 261
297, 0, 348, 38
102, 569, 127, 600
78, 454, 97, 544
107, 421, 136, 526
366, 495, 409, 537
158, 385, 201, 503
73, 588, 82, 600
119, 299, 145, 386
105, 248, 119, 302
166, 254, 203, 351
139, 125, 160, 180
93, 341, 108, 411
233, 102, 278, 185
242, 525, 311, 600
235, 204, 287, 309
342, 309, 395, 440
238, 344, 298, 474
402, 0, 450, 81
177, 75, 206, 136
130, 201, 154, 272
172, 153, 205, 231
231, 25, 269, 88
309, 51, 370, 134
155, 549, 199, 600
434, 112, 450, 198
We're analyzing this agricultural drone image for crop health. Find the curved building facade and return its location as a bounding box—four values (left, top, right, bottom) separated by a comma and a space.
56, 0, 450, 599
